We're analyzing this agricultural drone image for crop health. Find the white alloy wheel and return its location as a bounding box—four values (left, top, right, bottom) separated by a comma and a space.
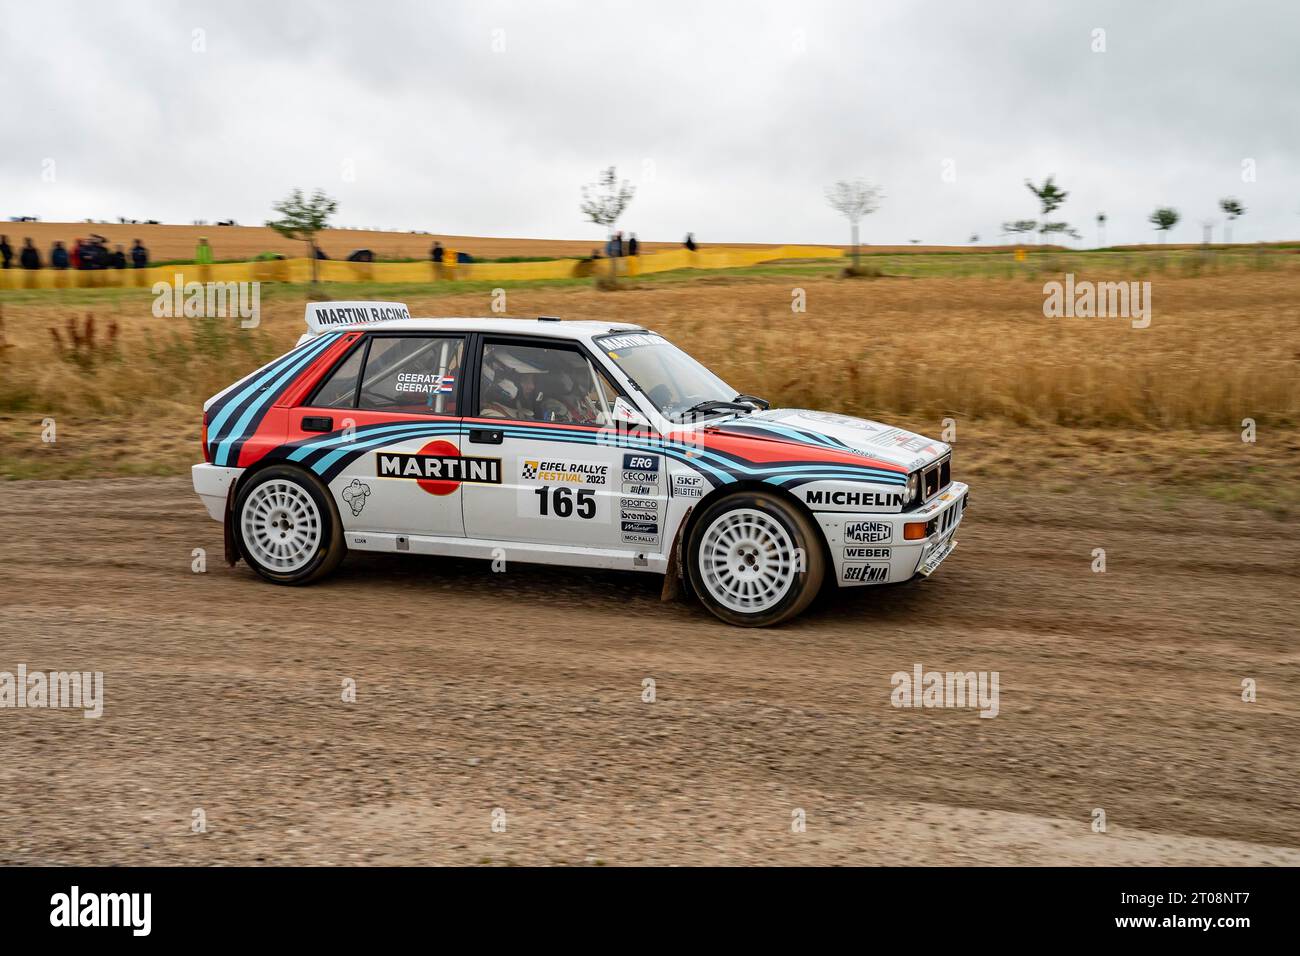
240, 478, 323, 573
696, 507, 799, 614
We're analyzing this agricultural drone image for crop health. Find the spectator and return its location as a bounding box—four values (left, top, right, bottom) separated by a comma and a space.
110, 245, 128, 269
51, 241, 69, 269
346, 249, 374, 262
70, 238, 82, 270
431, 241, 444, 263
628, 233, 639, 256
0, 235, 11, 269
19, 238, 41, 269
313, 243, 330, 260
684, 232, 697, 252
130, 239, 149, 269
195, 237, 213, 264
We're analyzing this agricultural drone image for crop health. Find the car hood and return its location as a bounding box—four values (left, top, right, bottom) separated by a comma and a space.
705, 408, 950, 473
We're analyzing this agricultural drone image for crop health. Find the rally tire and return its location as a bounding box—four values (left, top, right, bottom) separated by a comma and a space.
686, 490, 825, 627
233, 465, 346, 585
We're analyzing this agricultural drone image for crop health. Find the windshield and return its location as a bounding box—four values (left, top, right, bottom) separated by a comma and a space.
595, 332, 739, 421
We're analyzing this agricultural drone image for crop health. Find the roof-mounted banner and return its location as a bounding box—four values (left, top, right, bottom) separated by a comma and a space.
305, 301, 410, 334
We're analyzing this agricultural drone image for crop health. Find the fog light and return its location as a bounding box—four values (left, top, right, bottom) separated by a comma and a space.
903, 522, 928, 541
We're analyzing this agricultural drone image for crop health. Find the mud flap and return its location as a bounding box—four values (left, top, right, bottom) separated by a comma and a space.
223, 480, 240, 567
660, 505, 693, 603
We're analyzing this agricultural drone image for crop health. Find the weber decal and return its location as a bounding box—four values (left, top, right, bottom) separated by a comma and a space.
844, 546, 890, 560
844, 521, 891, 543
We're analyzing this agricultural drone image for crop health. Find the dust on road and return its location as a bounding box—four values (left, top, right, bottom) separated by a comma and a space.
1, 477, 1296, 865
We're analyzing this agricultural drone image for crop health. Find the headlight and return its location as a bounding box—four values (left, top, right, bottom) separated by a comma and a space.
905, 472, 920, 505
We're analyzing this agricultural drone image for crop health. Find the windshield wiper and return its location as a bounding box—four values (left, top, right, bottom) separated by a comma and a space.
677, 399, 755, 419
733, 393, 770, 410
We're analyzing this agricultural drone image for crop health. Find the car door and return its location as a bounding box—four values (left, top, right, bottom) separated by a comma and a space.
461, 335, 652, 550
291, 332, 471, 537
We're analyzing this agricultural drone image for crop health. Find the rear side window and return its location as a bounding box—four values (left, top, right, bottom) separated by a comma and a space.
359, 336, 464, 414
312, 344, 365, 408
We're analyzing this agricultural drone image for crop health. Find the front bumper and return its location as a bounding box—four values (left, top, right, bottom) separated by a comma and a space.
814, 481, 969, 587
192, 463, 243, 520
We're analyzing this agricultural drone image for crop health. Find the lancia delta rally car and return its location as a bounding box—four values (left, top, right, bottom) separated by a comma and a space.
192, 301, 968, 626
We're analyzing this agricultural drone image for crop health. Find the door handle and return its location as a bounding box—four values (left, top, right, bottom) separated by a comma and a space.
302, 415, 334, 432
468, 428, 503, 444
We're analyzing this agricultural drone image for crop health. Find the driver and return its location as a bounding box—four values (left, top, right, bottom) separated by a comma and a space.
537, 369, 598, 423
480, 377, 527, 418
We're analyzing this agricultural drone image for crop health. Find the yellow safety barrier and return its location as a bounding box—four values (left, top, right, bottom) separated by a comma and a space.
0, 244, 844, 292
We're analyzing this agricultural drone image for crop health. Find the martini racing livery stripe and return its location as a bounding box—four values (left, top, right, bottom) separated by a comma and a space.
255, 417, 907, 489
206, 331, 345, 466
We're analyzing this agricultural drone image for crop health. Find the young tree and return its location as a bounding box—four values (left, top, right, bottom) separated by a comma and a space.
1096, 211, 1107, 248
1025, 176, 1076, 245
825, 178, 883, 270
1219, 197, 1245, 244
266, 188, 338, 283
1149, 207, 1180, 242
1001, 219, 1038, 240
580, 167, 635, 285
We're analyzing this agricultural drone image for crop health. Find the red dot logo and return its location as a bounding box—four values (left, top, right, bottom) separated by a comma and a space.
415, 438, 461, 496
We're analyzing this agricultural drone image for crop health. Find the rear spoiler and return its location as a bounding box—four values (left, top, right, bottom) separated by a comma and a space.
297, 300, 410, 345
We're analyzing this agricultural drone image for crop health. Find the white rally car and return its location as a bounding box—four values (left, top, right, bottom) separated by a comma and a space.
192, 301, 968, 626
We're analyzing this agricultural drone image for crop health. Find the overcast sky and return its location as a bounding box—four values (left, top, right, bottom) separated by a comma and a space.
2, 0, 1296, 246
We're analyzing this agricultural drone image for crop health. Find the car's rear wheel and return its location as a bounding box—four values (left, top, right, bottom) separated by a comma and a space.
686, 490, 825, 627
234, 465, 345, 585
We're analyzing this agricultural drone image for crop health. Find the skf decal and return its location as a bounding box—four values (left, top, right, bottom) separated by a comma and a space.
341, 479, 371, 516
671, 474, 705, 499
805, 490, 905, 508
844, 521, 891, 543
843, 564, 889, 583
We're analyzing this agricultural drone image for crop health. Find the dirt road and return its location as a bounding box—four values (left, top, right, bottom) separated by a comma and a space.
1, 476, 1296, 865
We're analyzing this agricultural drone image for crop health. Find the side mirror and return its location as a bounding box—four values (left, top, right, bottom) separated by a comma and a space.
611, 396, 651, 429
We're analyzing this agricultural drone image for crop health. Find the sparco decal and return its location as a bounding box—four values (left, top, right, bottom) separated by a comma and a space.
805, 489, 905, 508
844, 521, 891, 543
843, 564, 889, 583
620, 497, 659, 512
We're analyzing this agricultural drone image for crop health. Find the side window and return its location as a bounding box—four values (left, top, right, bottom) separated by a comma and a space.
479, 341, 619, 424
357, 336, 464, 414
311, 343, 365, 408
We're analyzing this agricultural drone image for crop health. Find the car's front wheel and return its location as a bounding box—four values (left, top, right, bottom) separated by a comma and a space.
234, 465, 345, 585
686, 490, 825, 627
